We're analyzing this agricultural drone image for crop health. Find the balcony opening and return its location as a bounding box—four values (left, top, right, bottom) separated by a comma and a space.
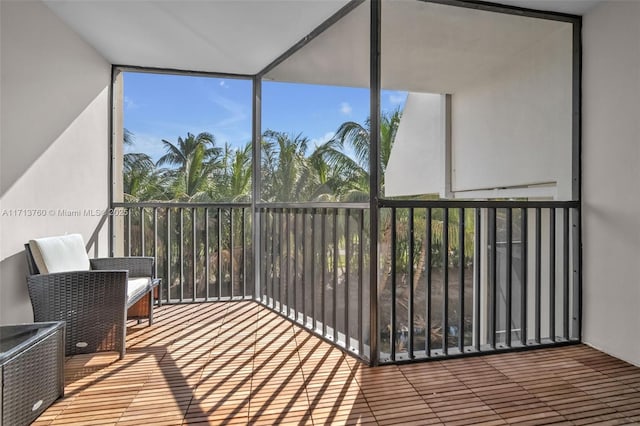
112, 70, 254, 303
111, 0, 580, 366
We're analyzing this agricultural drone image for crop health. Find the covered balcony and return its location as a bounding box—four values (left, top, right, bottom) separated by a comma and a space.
2, 0, 639, 424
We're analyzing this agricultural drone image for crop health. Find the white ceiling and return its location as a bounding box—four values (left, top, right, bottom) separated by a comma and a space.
44, 0, 601, 77
43, 0, 351, 75
486, 0, 601, 15
266, 1, 572, 92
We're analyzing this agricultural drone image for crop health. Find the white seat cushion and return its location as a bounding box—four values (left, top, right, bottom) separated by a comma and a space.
29, 234, 90, 274
127, 277, 152, 302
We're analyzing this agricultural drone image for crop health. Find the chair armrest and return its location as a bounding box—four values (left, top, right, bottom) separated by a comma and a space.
91, 257, 154, 278
27, 270, 128, 356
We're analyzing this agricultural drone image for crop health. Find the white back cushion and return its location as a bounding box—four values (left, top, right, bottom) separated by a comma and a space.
29, 234, 90, 274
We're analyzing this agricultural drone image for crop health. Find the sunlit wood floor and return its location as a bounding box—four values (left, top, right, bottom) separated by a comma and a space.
34, 301, 640, 425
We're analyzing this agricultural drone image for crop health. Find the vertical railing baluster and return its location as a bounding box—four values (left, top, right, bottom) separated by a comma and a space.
311, 210, 316, 331
275, 210, 278, 306
192, 207, 197, 302
333, 208, 339, 341
321, 209, 327, 336
153, 207, 158, 279
563, 207, 570, 340
278, 209, 289, 317
408, 208, 415, 358
260, 210, 266, 303
267, 209, 276, 309
302, 210, 307, 324
506, 208, 512, 347
293, 209, 298, 319
242, 208, 246, 298
230, 207, 234, 300
443, 208, 449, 355
274, 211, 279, 309
291, 210, 295, 316
140, 207, 145, 256
153, 207, 160, 307
358, 209, 364, 357
288, 209, 293, 315
282, 209, 286, 312
282, 209, 291, 312
390, 208, 397, 361
281, 209, 287, 314
490, 207, 497, 349
218, 207, 222, 301
276, 209, 285, 313
426, 208, 432, 357
268, 210, 273, 306
166, 208, 171, 304
521, 208, 528, 346
345, 209, 351, 349
127, 207, 132, 256
474, 208, 481, 352
287, 210, 291, 315
179, 208, 184, 302
267, 210, 271, 304
535, 208, 541, 344
458, 208, 465, 354
205, 208, 210, 301
550, 208, 556, 342
266, 210, 271, 305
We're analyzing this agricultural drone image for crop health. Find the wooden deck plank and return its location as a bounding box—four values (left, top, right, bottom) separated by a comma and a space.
35, 301, 640, 425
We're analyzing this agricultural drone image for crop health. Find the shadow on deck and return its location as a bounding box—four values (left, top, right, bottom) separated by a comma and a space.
35, 301, 640, 425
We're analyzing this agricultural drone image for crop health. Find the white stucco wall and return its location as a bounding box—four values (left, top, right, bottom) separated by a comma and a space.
451, 23, 573, 199
385, 93, 444, 197
0, 1, 111, 324
582, 0, 640, 367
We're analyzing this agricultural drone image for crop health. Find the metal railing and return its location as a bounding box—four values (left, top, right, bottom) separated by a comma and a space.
378, 200, 580, 363
258, 204, 371, 361
114, 199, 580, 365
115, 202, 253, 304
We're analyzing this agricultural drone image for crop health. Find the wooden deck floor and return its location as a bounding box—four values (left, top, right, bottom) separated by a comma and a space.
35, 301, 640, 425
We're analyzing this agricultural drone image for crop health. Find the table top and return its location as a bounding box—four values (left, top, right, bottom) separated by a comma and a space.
0, 322, 64, 364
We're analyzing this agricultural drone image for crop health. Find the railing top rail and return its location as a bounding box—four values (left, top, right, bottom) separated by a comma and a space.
257, 202, 370, 210
113, 202, 251, 208
114, 200, 579, 210
379, 199, 580, 209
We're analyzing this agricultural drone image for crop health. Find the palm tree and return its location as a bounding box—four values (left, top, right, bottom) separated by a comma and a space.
324, 109, 403, 301
122, 129, 166, 201
157, 132, 221, 201
261, 130, 312, 202
331, 107, 402, 196
304, 139, 368, 201
123, 152, 167, 202
214, 141, 252, 202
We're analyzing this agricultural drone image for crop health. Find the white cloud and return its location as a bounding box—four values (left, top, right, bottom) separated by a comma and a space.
209, 93, 247, 129
219, 80, 230, 89
310, 131, 335, 148
123, 132, 166, 163
340, 102, 352, 116
124, 96, 138, 110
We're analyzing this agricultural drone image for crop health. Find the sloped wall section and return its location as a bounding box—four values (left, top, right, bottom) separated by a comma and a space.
0, 1, 111, 324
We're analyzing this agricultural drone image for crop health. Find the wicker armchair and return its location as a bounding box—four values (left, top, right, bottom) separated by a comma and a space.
24, 236, 158, 360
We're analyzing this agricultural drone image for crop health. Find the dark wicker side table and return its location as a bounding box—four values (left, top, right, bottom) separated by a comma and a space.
0, 322, 65, 426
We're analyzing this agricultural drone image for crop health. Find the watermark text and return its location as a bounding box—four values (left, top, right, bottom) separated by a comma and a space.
1, 208, 128, 217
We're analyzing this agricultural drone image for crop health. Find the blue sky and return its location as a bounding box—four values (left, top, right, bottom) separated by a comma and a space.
123, 72, 406, 162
